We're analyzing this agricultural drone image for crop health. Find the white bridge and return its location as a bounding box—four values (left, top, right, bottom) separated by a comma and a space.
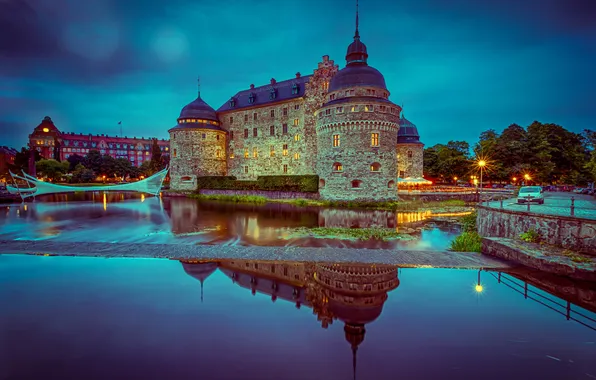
8, 168, 169, 200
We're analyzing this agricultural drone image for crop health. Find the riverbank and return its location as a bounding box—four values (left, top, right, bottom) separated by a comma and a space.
0, 239, 510, 268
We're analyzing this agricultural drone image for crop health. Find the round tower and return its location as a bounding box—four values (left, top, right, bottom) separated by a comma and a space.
397, 113, 424, 179
169, 82, 227, 191
315, 11, 401, 201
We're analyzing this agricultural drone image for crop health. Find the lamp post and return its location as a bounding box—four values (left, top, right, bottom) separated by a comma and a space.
524, 173, 530, 186
478, 160, 486, 196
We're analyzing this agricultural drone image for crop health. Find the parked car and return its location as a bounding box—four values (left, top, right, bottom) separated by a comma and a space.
517, 186, 545, 204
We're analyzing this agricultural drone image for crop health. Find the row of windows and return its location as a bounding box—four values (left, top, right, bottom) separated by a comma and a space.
232, 84, 301, 107
242, 164, 292, 174
230, 105, 301, 124
331, 162, 381, 172
319, 104, 397, 117
61, 140, 166, 151
179, 118, 219, 126
332, 133, 380, 147
328, 89, 389, 101
319, 179, 396, 189
232, 121, 300, 140
231, 145, 298, 159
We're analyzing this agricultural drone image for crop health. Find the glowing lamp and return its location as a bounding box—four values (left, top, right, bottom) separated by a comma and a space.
475, 284, 483, 293
42, 128, 49, 133
512, 177, 517, 182
478, 160, 486, 167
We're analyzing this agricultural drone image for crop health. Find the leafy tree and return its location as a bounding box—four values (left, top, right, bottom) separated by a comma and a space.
36, 159, 69, 182
66, 154, 85, 171
423, 141, 472, 182
139, 161, 153, 177
53, 137, 61, 161
83, 150, 103, 174
12, 147, 41, 174
71, 163, 96, 183
149, 138, 165, 173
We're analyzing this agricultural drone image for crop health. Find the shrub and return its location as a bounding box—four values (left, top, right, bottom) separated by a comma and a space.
188, 194, 267, 204
449, 232, 482, 252
460, 211, 478, 232
195, 175, 319, 193
519, 229, 540, 243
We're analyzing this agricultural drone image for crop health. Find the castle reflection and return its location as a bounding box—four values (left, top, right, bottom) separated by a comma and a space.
180, 259, 399, 379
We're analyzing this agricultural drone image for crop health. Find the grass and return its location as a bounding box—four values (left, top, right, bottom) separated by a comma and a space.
275, 198, 467, 211
519, 229, 541, 243
288, 227, 416, 241
561, 249, 593, 263
449, 231, 482, 252
460, 211, 478, 232
188, 194, 268, 204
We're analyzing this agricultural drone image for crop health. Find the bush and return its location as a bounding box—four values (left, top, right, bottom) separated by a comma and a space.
449, 232, 482, 252
519, 229, 540, 243
460, 211, 478, 232
196, 175, 319, 193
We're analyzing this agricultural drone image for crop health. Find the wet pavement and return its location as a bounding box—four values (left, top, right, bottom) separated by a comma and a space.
484, 192, 596, 219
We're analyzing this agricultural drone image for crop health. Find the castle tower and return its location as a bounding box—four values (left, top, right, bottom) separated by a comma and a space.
396, 112, 425, 179
169, 81, 227, 191
315, 5, 401, 201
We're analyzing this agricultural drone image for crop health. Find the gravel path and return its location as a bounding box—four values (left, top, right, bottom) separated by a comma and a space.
0, 239, 511, 268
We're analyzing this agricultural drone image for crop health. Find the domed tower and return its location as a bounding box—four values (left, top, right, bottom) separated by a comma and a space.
180, 260, 219, 303
315, 5, 401, 201
397, 112, 424, 179
169, 81, 227, 191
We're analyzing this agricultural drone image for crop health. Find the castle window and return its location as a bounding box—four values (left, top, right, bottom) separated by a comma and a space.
230, 116, 233, 123
244, 129, 249, 138
294, 152, 300, 160
351, 180, 362, 188
333, 162, 343, 171
244, 166, 249, 174
371, 133, 379, 147
245, 114, 249, 122
366, 89, 371, 95
384, 92, 388, 98
229, 99, 235, 107
365, 105, 373, 112
388, 180, 395, 188
333, 134, 340, 147
319, 179, 325, 188
345, 90, 349, 96
283, 107, 288, 116
253, 112, 258, 121
294, 134, 300, 141
350, 90, 355, 95
283, 144, 288, 156
270, 109, 275, 118
202, 133, 206, 139
270, 146, 275, 157
399, 170, 405, 178
318, 112, 323, 119
217, 135, 220, 140
253, 128, 258, 137
283, 164, 288, 173
370, 162, 381, 172
270, 89, 277, 100
244, 149, 249, 158
325, 109, 331, 115
249, 93, 255, 104
292, 84, 299, 94
282, 124, 288, 135
230, 131, 234, 140
253, 147, 258, 158
329, 94, 336, 101
336, 107, 343, 113
181, 176, 192, 182
230, 148, 234, 158
372, 90, 376, 96
351, 105, 358, 112
173, 149, 177, 158
216, 149, 221, 158
294, 104, 300, 110
293, 119, 299, 126
379, 106, 386, 112
407, 150, 413, 159
270, 125, 275, 136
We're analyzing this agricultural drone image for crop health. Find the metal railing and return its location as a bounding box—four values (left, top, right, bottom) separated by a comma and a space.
488, 272, 596, 331
481, 195, 587, 217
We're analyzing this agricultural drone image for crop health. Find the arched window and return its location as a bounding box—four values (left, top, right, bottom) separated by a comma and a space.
387, 180, 395, 188
370, 162, 381, 172
248, 93, 255, 104
173, 149, 177, 158
319, 179, 326, 188
351, 180, 362, 188
180, 176, 192, 182
407, 150, 413, 159
333, 162, 343, 171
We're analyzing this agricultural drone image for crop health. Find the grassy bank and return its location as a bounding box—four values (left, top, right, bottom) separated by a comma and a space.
287, 227, 417, 241
188, 193, 268, 204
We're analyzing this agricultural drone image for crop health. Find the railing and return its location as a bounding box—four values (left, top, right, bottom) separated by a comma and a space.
481, 195, 586, 217
398, 186, 514, 194
488, 272, 596, 331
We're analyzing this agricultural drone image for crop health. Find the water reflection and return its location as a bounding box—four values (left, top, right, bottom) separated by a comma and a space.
1, 194, 463, 249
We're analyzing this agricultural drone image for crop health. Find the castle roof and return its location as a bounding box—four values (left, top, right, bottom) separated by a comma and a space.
217, 74, 312, 113
31, 116, 61, 136
179, 94, 219, 121
397, 114, 424, 145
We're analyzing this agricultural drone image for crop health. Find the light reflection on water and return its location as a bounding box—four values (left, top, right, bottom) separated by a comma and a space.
0, 193, 465, 249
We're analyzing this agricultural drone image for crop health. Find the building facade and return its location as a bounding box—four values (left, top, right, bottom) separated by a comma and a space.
29, 116, 169, 167
169, 14, 425, 200
0, 146, 18, 176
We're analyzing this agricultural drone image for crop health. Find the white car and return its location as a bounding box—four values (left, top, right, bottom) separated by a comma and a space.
517, 186, 544, 204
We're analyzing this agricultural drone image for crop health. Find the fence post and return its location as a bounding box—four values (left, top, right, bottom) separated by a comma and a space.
570, 196, 575, 216
526, 195, 531, 212
500, 199, 503, 209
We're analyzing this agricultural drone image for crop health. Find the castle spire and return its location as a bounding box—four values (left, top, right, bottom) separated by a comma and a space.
200, 279, 204, 303
352, 346, 358, 380
355, 0, 360, 39
197, 76, 201, 97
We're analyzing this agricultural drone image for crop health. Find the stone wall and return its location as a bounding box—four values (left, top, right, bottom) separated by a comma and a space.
198, 189, 320, 200
169, 128, 227, 191
396, 143, 424, 179
477, 206, 596, 254
398, 192, 479, 202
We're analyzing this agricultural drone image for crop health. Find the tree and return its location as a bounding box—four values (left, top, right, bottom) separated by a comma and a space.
83, 150, 103, 174
36, 159, 69, 182
149, 138, 165, 173
11, 147, 41, 174
423, 141, 472, 182
53, 137, 61, 161
66, 154, 85, 171
71, 163, 96, 183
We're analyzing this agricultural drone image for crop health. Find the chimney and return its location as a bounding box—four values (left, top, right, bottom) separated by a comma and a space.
270, 78, 276, 85
295, 72, 301, 78
323, 55, 329, 62
250, 84, 255, 89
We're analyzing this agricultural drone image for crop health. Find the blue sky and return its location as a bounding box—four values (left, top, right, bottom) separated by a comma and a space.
1, 0, 594, 150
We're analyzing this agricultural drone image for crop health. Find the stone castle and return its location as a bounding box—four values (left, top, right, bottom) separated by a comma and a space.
169, 11, 424, 200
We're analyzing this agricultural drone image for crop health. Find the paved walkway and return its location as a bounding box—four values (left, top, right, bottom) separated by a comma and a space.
484, 192, 596, 220
0, 240, 511, 269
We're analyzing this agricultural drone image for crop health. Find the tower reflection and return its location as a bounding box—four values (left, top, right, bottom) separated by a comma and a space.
180, 259, 399, 379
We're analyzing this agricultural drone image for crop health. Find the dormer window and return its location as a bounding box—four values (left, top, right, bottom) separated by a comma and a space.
248, 93, 255, 104
292, 83, 299, 95
229, 98, 236, 107
269, 88, 277, 100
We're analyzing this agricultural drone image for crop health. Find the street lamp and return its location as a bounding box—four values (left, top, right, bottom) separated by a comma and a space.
524, 173, 531, 185
512, 177, 517, 183
478, 160, 486, 193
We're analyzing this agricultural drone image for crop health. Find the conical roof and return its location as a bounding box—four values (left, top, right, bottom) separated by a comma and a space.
397, 114, 424, 145
179, 94, 218, 121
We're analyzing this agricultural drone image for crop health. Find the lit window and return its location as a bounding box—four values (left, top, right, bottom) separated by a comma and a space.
336, 107, 343, 113
333, 134, 340, 147
351, 105, 357, 112
293, 118, 299, 126
283, 144, 288, 156
333, 162, 343, 171
399, 170, 405, 178
145, 151, 150, 155
283, 164, 288, 173
42, 128, 49, 132
270, 146, 275, 157
173, 149, 177, 157
294, 152, 300, 160
244, 149, 249, 158
294, 134, 300, 141
371, 133, 379, 147
370, 162, 381, 172
253, 147, 258, 158
230, 149, 234, 158
216, 149, 221, 158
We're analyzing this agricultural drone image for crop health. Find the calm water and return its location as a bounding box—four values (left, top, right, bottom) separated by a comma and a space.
1, 254, 595, 380
0, 193, 462, 250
